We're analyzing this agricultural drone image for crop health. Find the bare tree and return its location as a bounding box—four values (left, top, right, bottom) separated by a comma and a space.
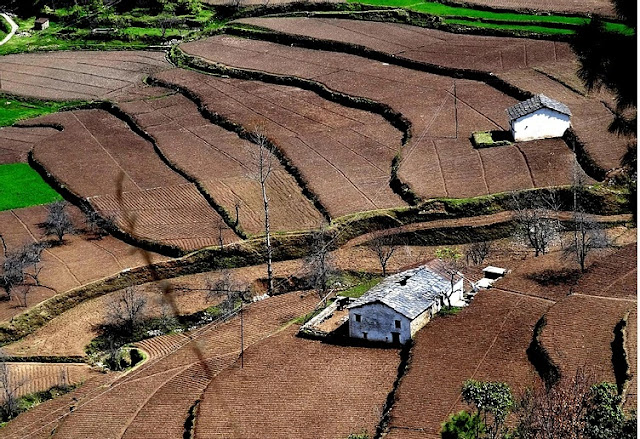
306, 224, 335, 304
20, 242, 45, 287
248, 127, 274, 296
0, 357, 24, 421
465, 241, 492, 266
41, 201, 75, 244
214, 218, 227, 251
434, 247, 463, 308
367, 234, 400, 277
83, 210, 111, 239
516, 369, 592, 439
511, 191, 562, 257
563, 210, 610, 272
234, 199, 242, 228
107, 287, 147, 335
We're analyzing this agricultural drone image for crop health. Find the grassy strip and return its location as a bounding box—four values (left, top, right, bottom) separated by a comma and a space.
0, 384, 79, 427
0, 163, 62, 210
0, 97, 88, 127
345, 0, 633, 35
339, 276, 383, 298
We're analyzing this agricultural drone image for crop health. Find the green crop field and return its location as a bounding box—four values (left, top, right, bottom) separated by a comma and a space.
0, 163, 62, 211
348, 0, 633, 35
0, 98, 81, 127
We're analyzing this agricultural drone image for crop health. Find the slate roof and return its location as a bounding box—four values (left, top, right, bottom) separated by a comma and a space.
506, 94, 571, 121
347, 265, 456, 320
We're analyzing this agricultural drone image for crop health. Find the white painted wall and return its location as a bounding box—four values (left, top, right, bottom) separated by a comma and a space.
510, 108, 571, 142
448, 278, 466, 308
349, 303, 411, 344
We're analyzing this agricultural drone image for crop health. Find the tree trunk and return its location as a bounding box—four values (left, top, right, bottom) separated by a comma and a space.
262, 182, 273, 296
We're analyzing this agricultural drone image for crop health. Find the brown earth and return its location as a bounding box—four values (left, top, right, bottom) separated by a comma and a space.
0, 126, 59, 164
387, 289, 552, 439
24, 109, 240, 250
2, 291, 319, 439
624, 308, 636, 409
153, 68, 406, 218
180, 35, 589, 201
231, 18, 626, 172
0, 363, 100, 403
0, 204, 168, 323
0, 51, 170, 101
194, 325, 400, 439
116, 86, 325, 235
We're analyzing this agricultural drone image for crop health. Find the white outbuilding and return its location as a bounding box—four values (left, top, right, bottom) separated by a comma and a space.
347, 262, 465, 345
507, 94, 571, 142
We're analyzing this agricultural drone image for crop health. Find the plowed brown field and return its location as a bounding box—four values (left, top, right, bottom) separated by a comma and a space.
0, 205, 168, 322
624, 308, 636, 409
181, 35, 588, 201
0, 51, 169, 100
388, 290, 552, 438
0, 126, 59, 164
25, 109, 240, 250
230, 18, 625, 172
0, 363, 99, 403
117, 87, 324, 234
153, 68, 406, 217
194, 326, 400, 439
30, 291, 319, 439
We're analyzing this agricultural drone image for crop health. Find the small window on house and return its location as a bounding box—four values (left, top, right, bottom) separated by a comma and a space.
355, 314, 361, 322
395, 320, 401, 329
363, 332, 368, 340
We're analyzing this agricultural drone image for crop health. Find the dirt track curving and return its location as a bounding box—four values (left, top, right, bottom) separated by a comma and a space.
153, 67, 406, 217
116, 86, 325, 235
180, 34, 589, 201
0, 51, 170, 101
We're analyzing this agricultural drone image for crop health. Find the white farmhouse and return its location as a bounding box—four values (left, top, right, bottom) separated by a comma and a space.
347, 263, 465, 345
507, 94, 571, 142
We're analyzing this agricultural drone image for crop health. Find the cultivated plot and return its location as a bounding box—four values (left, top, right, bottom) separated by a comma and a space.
154, 68, 406, 217
181, 35, 587, 201
0, 51, 170, 101
117, 87, 325, 235
24, 109, 240, 251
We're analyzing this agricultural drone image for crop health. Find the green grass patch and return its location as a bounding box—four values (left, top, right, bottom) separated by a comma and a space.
347, 0, 633, 35
438, 306, 463, 316
0, 98, 81, 127
339, 277, 383, 298
0, 383, 79, 426
471, 130, 513, 148
0, 163, 62, 211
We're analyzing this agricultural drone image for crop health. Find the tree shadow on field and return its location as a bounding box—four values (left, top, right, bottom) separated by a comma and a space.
526, 268, 583, 287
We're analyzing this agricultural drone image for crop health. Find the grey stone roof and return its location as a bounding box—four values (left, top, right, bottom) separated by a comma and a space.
347, 265, 453, 319
506, 94, 571, 121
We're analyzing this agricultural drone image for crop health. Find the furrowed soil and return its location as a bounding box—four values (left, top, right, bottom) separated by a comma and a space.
0, 126, 59, 164
194, 326, 400, 439
116, 86, 325, 235
153, 68, 406, 218
25, 109, 241, 250
180, 35, 589, 200
0, 51, 170, 101
3, 292, 319, 439
387, 289, 552, 439
232, 18, 626, 172
0, 204, 168, 322
0, 363, 100, 403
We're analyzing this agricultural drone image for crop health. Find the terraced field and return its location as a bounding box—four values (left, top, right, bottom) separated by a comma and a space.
230, 18, 626, 172
116, 87, 325, 234
0, 51, 170, 100
0, 363, 99, 403
153, 68, 406, 217
180, 34, 588, 201
0, 126, 59, 164
24, 109, 240, 251
387, 290, 552, 439
194, 326, 400, 439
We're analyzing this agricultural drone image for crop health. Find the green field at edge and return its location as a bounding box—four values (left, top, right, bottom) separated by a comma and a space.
347, 0, 634, 35
0, 163, 62, 211
0, 98, 74, 127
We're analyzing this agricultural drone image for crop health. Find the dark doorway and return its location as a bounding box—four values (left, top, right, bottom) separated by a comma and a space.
391, 332, 400, 344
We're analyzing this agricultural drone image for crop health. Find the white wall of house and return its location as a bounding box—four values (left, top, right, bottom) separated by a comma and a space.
349, 303, 411, 344
510, 109, 571, 142
409, 305, 436, 337
448, 278, 466, 308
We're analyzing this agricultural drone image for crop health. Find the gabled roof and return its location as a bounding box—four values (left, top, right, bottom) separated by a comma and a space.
347, 264, 457, 320
506, 94, 571, 121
